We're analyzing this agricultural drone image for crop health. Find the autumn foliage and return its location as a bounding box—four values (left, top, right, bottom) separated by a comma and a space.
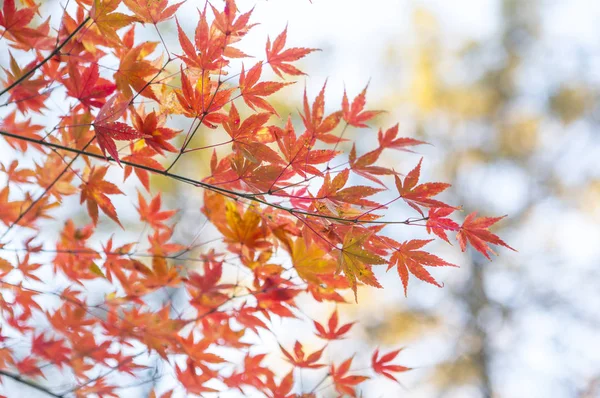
0, 0, 514, 396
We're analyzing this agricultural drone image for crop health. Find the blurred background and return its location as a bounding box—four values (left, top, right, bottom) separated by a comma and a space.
2, 0, 600, 397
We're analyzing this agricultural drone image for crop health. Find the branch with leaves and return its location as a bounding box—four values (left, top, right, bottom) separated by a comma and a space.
0, 0, 514, 396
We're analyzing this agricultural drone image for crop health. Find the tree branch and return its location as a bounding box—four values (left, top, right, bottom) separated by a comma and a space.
0, 17, 91, 98
0, 369, 62, 398
0, 129, 428, 226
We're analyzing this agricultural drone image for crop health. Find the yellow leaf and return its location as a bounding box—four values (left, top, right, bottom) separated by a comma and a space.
291, 238, 335, 284
337, 229, 385, 301
89, 263, 106, 278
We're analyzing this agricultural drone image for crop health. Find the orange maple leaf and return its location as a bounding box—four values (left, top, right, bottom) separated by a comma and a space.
137, 191, 176, 231
240, 62, 292, 114
123, 0, 183, 24
80, 166, 123, 226
342, 85, 383, 127
280, 341, 326, 369
266, 25, 318, 78
300, 82, 343, 142
90, 0, 138, 46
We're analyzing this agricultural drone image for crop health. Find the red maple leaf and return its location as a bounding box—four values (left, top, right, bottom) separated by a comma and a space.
31, 334, 71, 368
314, 310, 355, 340
330, 357, 369, 397
63, 62, 116, 109
426, 207, 460, 243
0, 0, 49, 49
93, 95, 145, 165
371, 348, 411, 383
395, 158, 453, 215
131, 109, 179, 155
457, 212, 516, 259
387, 239, 457, 296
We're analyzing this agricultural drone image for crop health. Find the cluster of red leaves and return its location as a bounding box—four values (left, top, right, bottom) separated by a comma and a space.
0, 0, 514, 396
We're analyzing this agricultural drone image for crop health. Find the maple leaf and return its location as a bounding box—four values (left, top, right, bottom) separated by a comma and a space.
131, 109, 179, 155
349, 144, 394, 187
90, 0, 138, 46
342, 85, 383, 127
186, 260, 235, 313
266, 370, 294, 398
266, 26, 318, 78
1, 159, 35, 184
0, 0, 47, 49
0, 111, 44, 152
387, 239, 456, 296
290, 237, 335, 284
63, 62, 116, 109
224, 353, 274, 392
178, 334, 225, 368
378, 124, 427, 152
93, 94, 146, 165
34, 155, 77, 201
338, 228, 385, 301
426, 207, 460, 244
213, 201, 269, 253
315, 169, 384, 218
175, 7, 228, 72
371, 348, 411, 383
210, 0, 256, 41
1, 52, 49, 114
280, 341, 326, 369
137, 191, 176, 231
174, 68, 232, 125
223, 104, 282, 164
122, 146, 165, 190
176, 358, 218, 395
123, 0, 183, 24
330, 357, 369, 397
17, 253, 42, 282
314, 310, 355, 340
240, 62, 292, 114
15, 356, 43, 378
80, 166, 123, 226
31, 334, 71, 368
457, 212, 516, 260
395, 158, 453, 216
300, 82, 343, 142
274, 117, 337, 177
114, 41, 160, 101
